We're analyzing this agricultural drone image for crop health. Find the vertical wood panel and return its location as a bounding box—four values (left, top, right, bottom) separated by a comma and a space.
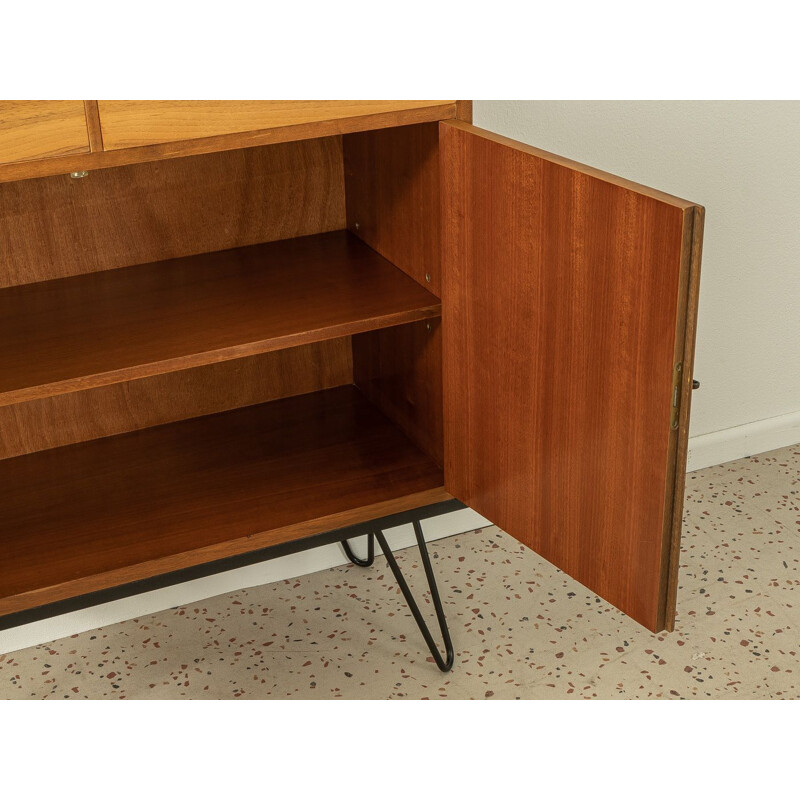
345, 123, 445, 468
343, 123, 441, 295
441, 121, 703, 632
0, 137, 345, 288
83, 101, 104, 152
664, 206, 705, 630
455, 101, 473, 123
353, 320, 443, 467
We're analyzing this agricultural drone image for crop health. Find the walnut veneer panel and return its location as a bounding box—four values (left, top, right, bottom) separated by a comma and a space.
0, 340, 353, 459
441, 121, 703, 633
0, 387, 448, 615
344, 123, 441, 294
0, 231, 440, 406
345, 123, 445, 469
0, 101, 90, 165
353, 318, 444, 467
0, 137, 344, 287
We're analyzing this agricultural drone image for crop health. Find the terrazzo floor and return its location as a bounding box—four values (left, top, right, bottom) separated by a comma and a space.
1, 443, 798, 700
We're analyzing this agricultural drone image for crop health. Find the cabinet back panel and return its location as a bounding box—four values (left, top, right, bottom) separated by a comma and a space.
353, 320, 443, 467
0, 340, 353, 460
0, 137, 345, 288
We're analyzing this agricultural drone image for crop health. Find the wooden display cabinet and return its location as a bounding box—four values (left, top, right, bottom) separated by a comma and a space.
0, 101, 703, 636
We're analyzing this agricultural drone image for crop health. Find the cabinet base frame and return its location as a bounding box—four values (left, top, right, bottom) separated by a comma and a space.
0, 499, 466, 674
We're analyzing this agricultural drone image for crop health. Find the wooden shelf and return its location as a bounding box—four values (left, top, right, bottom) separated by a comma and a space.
0, 386, 449, 615
0, 231, 441, 407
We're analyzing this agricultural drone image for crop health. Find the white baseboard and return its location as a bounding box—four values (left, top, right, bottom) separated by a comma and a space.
687, 410, 800, 472
0, 507, 489, 655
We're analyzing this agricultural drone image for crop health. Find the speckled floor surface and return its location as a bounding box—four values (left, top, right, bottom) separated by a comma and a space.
1, 443, 798, 699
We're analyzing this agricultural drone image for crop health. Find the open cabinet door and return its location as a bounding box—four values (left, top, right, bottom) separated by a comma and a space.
441, 121, 704, 632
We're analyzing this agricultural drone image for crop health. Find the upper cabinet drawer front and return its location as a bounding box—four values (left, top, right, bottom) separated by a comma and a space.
0, 101, 90, 165
97, 101, 456, 150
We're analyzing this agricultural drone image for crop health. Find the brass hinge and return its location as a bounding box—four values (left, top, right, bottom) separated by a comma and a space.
670, 362, 683, 430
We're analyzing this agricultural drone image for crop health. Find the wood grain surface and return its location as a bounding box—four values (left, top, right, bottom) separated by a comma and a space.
98, 101, 456, 149
0, 339, 353, 459
0, 231, 440, 406
663, 206, 705, 630
0, 137, 344, 288
0, 101, 90, 165
441, 121, 703, 632
455, 101, 473, 122
82, 100, 104, 152
344, 123, 441, 294
0, 386, 447, 615
0, 101, 459, 183
353, 318, 444, 466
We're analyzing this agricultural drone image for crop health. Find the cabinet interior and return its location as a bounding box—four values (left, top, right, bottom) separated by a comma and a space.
0, 123, 448, 615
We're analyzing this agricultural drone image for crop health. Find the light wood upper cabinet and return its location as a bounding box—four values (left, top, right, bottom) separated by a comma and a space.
0, 101, 462, 183
0, 101, 90, 165
97, 101, 456, 150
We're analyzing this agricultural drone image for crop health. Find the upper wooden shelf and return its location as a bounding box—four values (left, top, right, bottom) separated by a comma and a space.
0, 231, 441, 407
0, 100, 461, 183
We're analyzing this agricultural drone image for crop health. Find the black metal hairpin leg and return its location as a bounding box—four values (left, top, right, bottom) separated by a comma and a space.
341, 533, 375, 567
343, 520, 454, 672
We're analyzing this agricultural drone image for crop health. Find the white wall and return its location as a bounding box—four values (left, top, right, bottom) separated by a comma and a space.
474, 101, 800, 468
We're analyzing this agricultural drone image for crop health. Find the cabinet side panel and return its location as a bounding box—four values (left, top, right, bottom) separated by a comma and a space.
0, 340, 353, 459
455, 101, 473, 123
345, 123, 445, 466
0, 137, 345, 288
441, 121, 696, 632
352, 320, 443, 467
343, 123, 441, 295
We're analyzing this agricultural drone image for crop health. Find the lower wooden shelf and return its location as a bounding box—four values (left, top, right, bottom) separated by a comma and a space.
0, 386, 448, 616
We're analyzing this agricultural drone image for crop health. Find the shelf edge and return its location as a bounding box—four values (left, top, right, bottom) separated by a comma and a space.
0, 486, 451, 616
0, 304, 441, 408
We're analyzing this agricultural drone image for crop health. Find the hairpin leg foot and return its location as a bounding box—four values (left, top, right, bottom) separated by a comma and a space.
341, 533, 375, 567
